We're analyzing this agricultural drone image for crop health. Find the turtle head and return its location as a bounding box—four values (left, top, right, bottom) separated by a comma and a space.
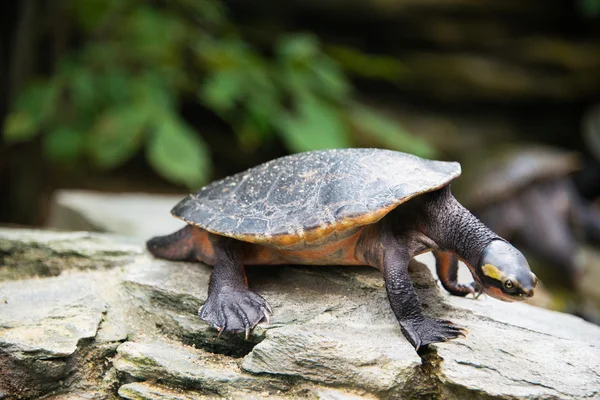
476, 240, 538, 302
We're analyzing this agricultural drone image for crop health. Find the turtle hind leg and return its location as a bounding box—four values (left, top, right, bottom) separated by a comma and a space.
147, 225, 197, 261
199, 236, 271, 338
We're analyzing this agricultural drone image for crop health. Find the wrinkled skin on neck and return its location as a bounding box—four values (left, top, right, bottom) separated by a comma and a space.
381, 186, 537, 301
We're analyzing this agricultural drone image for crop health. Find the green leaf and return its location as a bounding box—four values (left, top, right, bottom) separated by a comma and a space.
245, 93, 279, 136
200, 69, 244, 112
196, 37, 251, 71
327, 45, 407, 82
89, 106, 149, 169
310, 58, 350, 100
147, 116, 211, 189
70, 67, 98, 116
43, 126, 85, 164
277, 35, 319, 64
3, 82, 58, 143
178, 0, 227, 26
349, 105, 437, 158
125, 6, 182, 63
277, 97, 350, 153
101, 70, 132, 104
279, 67, 312, 100
580, 0, 600, 16
69, 0, 117, 32
3, 112, 40, 143
133, 72, 174, 111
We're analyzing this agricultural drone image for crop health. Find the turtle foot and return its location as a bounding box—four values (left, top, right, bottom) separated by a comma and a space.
445, 281, 480, 297
199, 287, 272, 339
400, 316, 466, 350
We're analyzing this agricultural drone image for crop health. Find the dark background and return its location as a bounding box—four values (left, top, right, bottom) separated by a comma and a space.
1, 0, 600, 227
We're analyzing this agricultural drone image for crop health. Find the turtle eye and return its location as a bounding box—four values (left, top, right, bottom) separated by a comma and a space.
503, 279, 515, 292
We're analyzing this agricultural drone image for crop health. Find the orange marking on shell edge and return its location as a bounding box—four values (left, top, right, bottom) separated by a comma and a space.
244, 228, 365, 266
243, 202, 398, 249
174, 177, 457, 248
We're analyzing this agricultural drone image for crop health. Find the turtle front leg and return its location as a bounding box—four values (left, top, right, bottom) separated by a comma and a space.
199, 236, 271, 338
433, 251, 479, 297
382, 247, 466, 350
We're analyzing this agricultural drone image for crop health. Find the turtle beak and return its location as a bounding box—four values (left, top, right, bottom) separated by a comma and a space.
522, 288, 535, 298
519, 272, 537, 298
522, 272, 538, 298
531, 272, 538, 288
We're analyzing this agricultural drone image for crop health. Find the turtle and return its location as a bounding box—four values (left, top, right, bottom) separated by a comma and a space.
147, 148, 537, 350
443, 145, 600, 289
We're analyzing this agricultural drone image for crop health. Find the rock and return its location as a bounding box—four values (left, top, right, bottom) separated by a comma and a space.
0, 228, 141, 281
113, 340, 290, 396
316, 389, 376, 400
122, 260, 261, 358
239, 267, 427, 394
42, 392, 108, 399
241, 322, 421, 393
123, 260, 208, 314
118, 382, 215, 400
0, 228, 136, 398
47, 190, 186, 242
117, 382, 365, 400
0, 272, 108, 398
1, 227, 600, 399
439, 295, 600, 399
0, 274, 106, 359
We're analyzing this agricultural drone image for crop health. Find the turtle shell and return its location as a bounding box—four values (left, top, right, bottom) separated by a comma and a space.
172, 148, 460, 248
453, 145, 581, 209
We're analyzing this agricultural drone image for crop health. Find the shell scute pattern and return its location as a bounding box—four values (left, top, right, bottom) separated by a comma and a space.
172, 148, 461, 246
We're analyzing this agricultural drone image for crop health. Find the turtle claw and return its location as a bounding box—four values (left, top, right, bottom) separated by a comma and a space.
471, 282, 484, 299
400, 316, 466, 350
199, 287, 271, 338
458, 281, 484, 300
262, 307, 271, 325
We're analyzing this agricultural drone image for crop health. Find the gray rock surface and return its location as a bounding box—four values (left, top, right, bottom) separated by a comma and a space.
0, 274, 106, 359
47, 190, 186, 242
1, 227, 599, 399
0, 228, 141, 281
118, 382, 218, 400
439, 296, 600, 399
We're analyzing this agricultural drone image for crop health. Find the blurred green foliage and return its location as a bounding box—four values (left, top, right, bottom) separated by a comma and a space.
3, 0, 435, 189
580, 0, 600, 16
